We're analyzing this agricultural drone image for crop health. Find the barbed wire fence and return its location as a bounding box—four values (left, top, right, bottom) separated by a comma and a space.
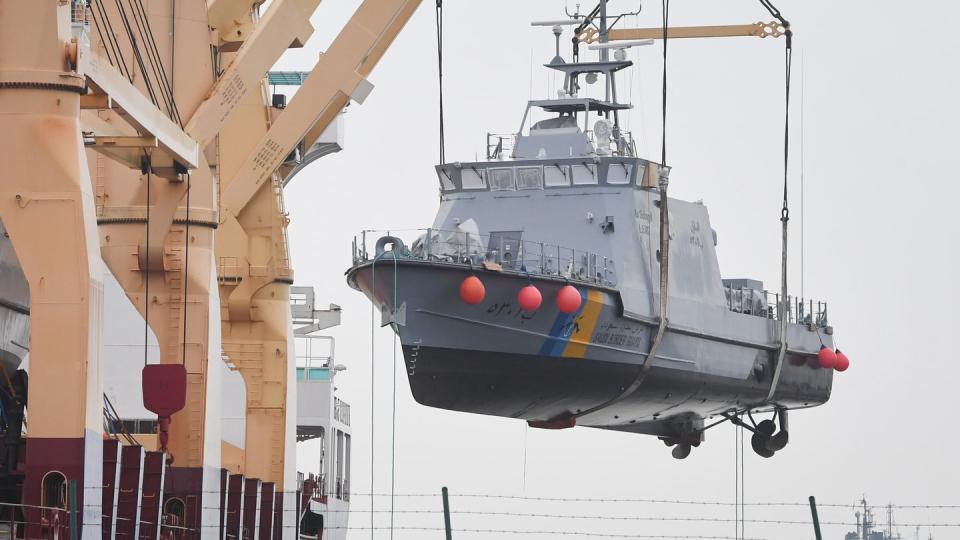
26, 484, 960, 538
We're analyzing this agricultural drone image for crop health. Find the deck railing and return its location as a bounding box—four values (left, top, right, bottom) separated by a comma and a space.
723, 284, 829, 328
333, 397, 350, 426
486, 130, 637, 159
353, 229, 617, 287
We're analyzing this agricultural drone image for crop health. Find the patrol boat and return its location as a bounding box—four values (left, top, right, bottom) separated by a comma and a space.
346, 4, 847, 459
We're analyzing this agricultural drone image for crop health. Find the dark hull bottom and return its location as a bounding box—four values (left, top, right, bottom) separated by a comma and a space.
402, 345, 778, 437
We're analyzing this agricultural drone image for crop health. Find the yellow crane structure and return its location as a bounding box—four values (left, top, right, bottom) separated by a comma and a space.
0, 0, 421, 537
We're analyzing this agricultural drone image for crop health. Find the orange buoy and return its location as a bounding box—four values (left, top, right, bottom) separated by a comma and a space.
459, 276, 485, 305
517, 284, 542, 311
556, 285, 582, 314
834, 350, 850, 372
817, 346, 837, 369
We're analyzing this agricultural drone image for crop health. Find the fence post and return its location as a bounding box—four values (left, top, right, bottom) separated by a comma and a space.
808, 496, 823, 540
68, 479, 79, 540
441, 487, 452, 540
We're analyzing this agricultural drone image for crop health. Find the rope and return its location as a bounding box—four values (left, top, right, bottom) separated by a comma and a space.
129, 0, 182, 124
143, 155, 151, 367
112, 0, 160, 108
90, 0, 133, 82
571, 0, 670, 422
733, 423, 738, 540
800, 53, 805, 301
740, 421, 745, 538
761, 0, 793, 403
661, 0, 669, 167
93, 0, 181, 124
389, 253, 398, 540
369, 249, 400, 538
369, 259, 376, 540
435, 0, 445, 163
181, 174, 191, 365
126, 0, 171, 117
170, 0, 175, 92
89, 1, 118, 75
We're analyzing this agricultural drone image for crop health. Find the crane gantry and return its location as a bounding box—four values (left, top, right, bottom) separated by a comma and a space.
0, 0, 421, 537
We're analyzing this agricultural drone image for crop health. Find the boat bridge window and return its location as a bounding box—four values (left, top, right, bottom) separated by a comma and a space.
517, 167, 543, 190
437, 168, 456, 191
488, 168, 516, 191
607, 162, 633, 185
544, 164, 570, 187
461, 168, 486, 189
439, 159, 646, 193
572, 163, 597, 185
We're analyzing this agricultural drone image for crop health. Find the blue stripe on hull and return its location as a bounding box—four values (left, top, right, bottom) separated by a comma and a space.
537, 288, 587, 357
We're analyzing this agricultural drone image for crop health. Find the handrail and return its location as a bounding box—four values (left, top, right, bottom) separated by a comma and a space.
295, 334, 334, 369
352, 228, 617, 287
723, 284, 828, 328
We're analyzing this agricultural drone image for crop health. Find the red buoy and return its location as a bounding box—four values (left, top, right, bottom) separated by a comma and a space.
459, 276, 485, 305
517, 285, 542, 311
817, 346, 837, 369
556, 285, 582, 314
834, 350, 850, 372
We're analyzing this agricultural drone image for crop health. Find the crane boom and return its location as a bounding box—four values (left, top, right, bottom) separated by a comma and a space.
222, 0, 423, 216
186, 0, 319, 145
579, 21, 786, 43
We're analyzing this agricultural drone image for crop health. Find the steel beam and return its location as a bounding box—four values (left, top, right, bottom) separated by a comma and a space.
603, 21, 786, 42
78, 45, 199, 170
187, 0, 319, 145
89, 136, 160, 170
222, 0, 422, 216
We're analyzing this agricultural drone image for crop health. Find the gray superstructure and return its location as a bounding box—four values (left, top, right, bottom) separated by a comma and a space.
346, 4, 842, 459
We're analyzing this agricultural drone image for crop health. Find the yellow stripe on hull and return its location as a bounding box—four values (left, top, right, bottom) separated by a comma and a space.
562, 289, 605, 358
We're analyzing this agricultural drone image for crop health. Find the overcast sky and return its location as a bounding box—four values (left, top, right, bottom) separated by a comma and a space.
278, 1, 960, 538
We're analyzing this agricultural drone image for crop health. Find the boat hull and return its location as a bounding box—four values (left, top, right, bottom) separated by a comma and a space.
348, 259, 833, 437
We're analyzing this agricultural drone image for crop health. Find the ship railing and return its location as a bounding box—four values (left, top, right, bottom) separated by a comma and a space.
486, 132, 515, 160
71, 0, 90, 26
353, 228, 617, 287
334, 396, 350, 426
0, 500, 72, 540
295, 335, 333, 381
485, 130, 636, 159
314, 474, 328, 505
723, 285, 829, 328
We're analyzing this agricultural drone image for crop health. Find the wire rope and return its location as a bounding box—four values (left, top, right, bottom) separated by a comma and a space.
435, 1, 445, 163
143, 154, 151, 367
181, 174, 190, 365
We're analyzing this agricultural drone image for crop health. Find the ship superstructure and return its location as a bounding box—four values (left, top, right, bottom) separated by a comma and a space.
843, 500, 921, 540
290, 287, 353, 540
